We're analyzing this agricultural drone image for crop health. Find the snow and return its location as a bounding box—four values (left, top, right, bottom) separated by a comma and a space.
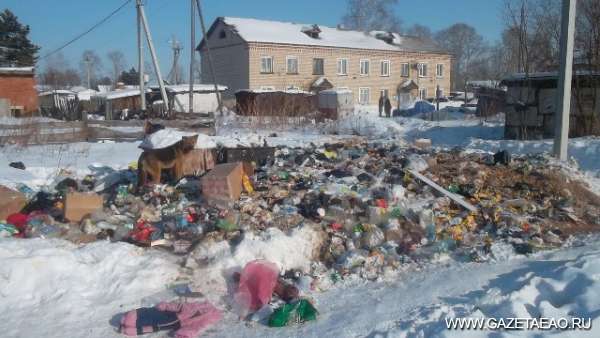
206, 238, 600, 337
188, 226, 322, 305
165, 84, 228, 93
138, 129, 217, 150
0, 238, 180, 338
38, 90, 76, 96
95, 88, 151, 100
222, 17, 444, 53
0, 67, 34, 74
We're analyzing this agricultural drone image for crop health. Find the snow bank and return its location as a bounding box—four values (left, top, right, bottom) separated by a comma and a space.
0, 239, 180, 338
188, 226, 323, 304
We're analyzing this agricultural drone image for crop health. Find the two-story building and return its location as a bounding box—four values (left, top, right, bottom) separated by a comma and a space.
197, 17, 451, 107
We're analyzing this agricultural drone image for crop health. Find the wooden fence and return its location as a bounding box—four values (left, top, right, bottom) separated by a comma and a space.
0, 119, 215, 146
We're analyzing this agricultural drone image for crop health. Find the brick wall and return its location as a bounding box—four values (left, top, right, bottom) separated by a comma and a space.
248, 43, 452, 106
0, 74, 39, 114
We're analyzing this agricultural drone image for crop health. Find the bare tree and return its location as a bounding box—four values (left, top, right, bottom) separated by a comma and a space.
107, 50, 126, 87
78, 50, 103, 89
341, 0, 402, 32
40, 52, 81, 89
405, 24, 433, 42
435, 23, 486, 90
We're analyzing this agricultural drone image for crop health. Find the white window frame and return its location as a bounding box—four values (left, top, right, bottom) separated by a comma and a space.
418, 63, 428, 77
380, 60, 391, 77
359, 87, 370, 105
286, 56, 299, 74
337, 58, 348, 75
436, 64, 444, 78
360, 59, 370, 76
401, 63, 409, 77
313, 58, 325, 75
419, 88, 428, 100
260, 56, 274, 74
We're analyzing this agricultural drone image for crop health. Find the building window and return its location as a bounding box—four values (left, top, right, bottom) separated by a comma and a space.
260, 56, 273, 74
337, 58, 348, 75
219, 30, 227, 39
418, 63, 428, 77
359, 87, 370, 105
380, 60, 390, 77
287, 85, 299, 91
419, 88, 428, 100
286, 56, 299, 74
313, 58, 324, 75
436, 64, 444, 77
380, 89, 389, 99
360, 59, 370, 76
401, 63, 409, 77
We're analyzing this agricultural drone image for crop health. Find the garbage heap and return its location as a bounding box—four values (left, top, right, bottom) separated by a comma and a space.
1, 142, 600, 283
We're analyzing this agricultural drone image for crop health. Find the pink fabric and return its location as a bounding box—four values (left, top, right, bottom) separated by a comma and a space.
157, 302, 222, 338
118, 301, 222, 338
234, 260, 280, 314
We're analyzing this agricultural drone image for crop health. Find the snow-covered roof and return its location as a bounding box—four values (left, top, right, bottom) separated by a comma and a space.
200, 17, 446, 54
0, 67, 34, 75
94, 88, 151, 100
38, 90, 76, 97
235, 88, 313, 95
162, 84, 228, 94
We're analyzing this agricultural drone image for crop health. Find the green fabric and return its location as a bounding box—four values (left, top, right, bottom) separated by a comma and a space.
268, 299, 318, 327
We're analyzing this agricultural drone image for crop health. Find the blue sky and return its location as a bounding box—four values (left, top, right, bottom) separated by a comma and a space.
3, 0, 505, 78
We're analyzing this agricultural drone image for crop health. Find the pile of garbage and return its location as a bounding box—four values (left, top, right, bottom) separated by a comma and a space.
2, 140, 600, 284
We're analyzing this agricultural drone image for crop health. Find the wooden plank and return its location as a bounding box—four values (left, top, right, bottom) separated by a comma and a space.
408, 169, 478, 213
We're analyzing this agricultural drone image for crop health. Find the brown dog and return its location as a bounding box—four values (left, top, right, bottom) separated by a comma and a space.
138, 134, 198, 187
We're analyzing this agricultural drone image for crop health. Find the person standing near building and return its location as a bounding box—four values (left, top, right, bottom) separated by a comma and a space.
378, 93, 385, 117
384, 96, 392, 118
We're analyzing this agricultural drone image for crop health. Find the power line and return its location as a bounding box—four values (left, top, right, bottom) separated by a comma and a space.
41, 0, 133, 60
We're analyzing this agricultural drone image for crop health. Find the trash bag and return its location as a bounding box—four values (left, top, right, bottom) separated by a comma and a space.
493, 150, 511, 165
234, 260, 280, 315
268, 299, 318, 327
9, 162, 26, 170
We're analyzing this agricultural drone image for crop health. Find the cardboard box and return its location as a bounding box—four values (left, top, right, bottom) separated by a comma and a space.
64, 192, 104, 223
181, 148, 216, 176
0, 185, 27, 220
201, 162, 244, 202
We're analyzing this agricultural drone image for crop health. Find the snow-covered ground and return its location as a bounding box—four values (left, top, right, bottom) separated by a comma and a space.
2, 110, 600, 338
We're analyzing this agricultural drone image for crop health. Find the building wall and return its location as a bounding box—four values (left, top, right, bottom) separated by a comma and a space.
0, 74, 38, 114
199, 20, 249, 100
247, 42, 452, 106
505, 84, 600, 139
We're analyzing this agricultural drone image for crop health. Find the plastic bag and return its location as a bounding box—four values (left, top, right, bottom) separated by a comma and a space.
234, 260, 280, 316
268, 299, 318, 327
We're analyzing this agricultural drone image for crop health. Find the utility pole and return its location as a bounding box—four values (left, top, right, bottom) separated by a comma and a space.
189, 0, 195, 113
553, 0, 577, 161
84, 55, 91, 89
136, 3, 146, 112
168, 36, 183, 85
136, 0, 169, 114
196, 0, 223, 115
